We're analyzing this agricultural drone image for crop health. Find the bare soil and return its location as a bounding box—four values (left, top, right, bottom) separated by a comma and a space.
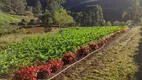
52, 27, 142, 80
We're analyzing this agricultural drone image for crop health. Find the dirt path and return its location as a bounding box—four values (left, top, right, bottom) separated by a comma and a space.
134, 27, 142, 80
52, 27, 141, 80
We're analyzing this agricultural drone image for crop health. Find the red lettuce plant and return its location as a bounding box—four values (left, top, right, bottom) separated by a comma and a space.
62, 53, 76, 65
13, 59, 64, 80
77, 47, 90, 57
13, 66, 37, 80
48, 59, 64, 72
37, 63, 52, 79
37, 59, 63, 79
89, 43, 99, 50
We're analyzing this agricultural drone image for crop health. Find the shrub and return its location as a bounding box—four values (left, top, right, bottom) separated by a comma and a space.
24, 11, 33, 17
121, 22, 125, 27
126, 20, 133, 25
27, 19, 36, 25
106, 21, 112, 26
113, 21, 121, 26
102, 20, 106, 26
18, 19, 27, 26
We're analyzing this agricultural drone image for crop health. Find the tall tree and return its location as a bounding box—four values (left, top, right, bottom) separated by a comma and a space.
130, 0, 140, 22
46, 0, 65, 14
33, 0, 42, 16
11, 0, 27, 14
71, 12, 83, 26
39, 10, 53, 29
0, 0, 27, 14
83, 5, 105, 26
54, 8, 75, 28
135, 7, 142, 24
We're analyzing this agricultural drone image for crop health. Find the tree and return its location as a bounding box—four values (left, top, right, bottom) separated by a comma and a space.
82, 5, 105, 26
54, 8, 75, 28
71, 12, 83, 26
135, 7, 142, 24
46, 0, 65, 14
26, 6, 33, 12
0, 0, 27, 14
33, 0, 42, 16
0, 0, 11, 11
106, 21, 112, 26
24, 11, 33, 18
39, 10, 53, 29
130, 0, 140, 22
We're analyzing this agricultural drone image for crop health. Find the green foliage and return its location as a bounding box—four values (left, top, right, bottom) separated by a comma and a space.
46, 0, 66, 14
113, 21, 121, 26
82, 5, 105, 26
135, 7, 142, 24
121, 22, 125, 27
126, 20, 133, 25
26, 6, 33, 12
38, 0, 66, 28
0, 13, 21, 26
0, 0, 27, 14
54, 8, 75, 27
33, 0, 42, 16
0, 26, 27, 37
102, 20, 106, 26
24, 11, 33, 17
0, 26, 123, 76
39, 10, 53, 28
106, 21, 112, 26
71, 12, 83, 26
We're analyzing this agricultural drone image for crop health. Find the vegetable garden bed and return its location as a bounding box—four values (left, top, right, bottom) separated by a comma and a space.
0, 26, 129, 80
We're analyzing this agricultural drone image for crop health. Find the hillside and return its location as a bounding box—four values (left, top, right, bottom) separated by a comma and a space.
0, 13, 29, 26
26, 0, 139, 21
0, 13, 20, 26
64, 0, 131, 21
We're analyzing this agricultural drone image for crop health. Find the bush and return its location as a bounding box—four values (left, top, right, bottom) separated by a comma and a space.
113, 21, 121, 26
18, 19, 27, 27
24, 11, 33, 17
27, 19, 36, 25
106, 21, 112, 26
102, 20, 106, 26
121, 22, 125, 27
126, 20, 133, 25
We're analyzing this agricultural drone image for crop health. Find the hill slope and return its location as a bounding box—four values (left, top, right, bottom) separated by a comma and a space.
0, 13, 26, 26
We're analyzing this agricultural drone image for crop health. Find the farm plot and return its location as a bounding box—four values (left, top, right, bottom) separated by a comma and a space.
52, 27, 140, 80
0, 26, 124, 79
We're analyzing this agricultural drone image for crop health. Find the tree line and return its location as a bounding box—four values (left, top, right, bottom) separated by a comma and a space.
0, 0, 142, 27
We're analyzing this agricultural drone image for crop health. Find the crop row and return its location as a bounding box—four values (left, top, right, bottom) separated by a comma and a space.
0, 26, 124, 77
12, 27, 130, 80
